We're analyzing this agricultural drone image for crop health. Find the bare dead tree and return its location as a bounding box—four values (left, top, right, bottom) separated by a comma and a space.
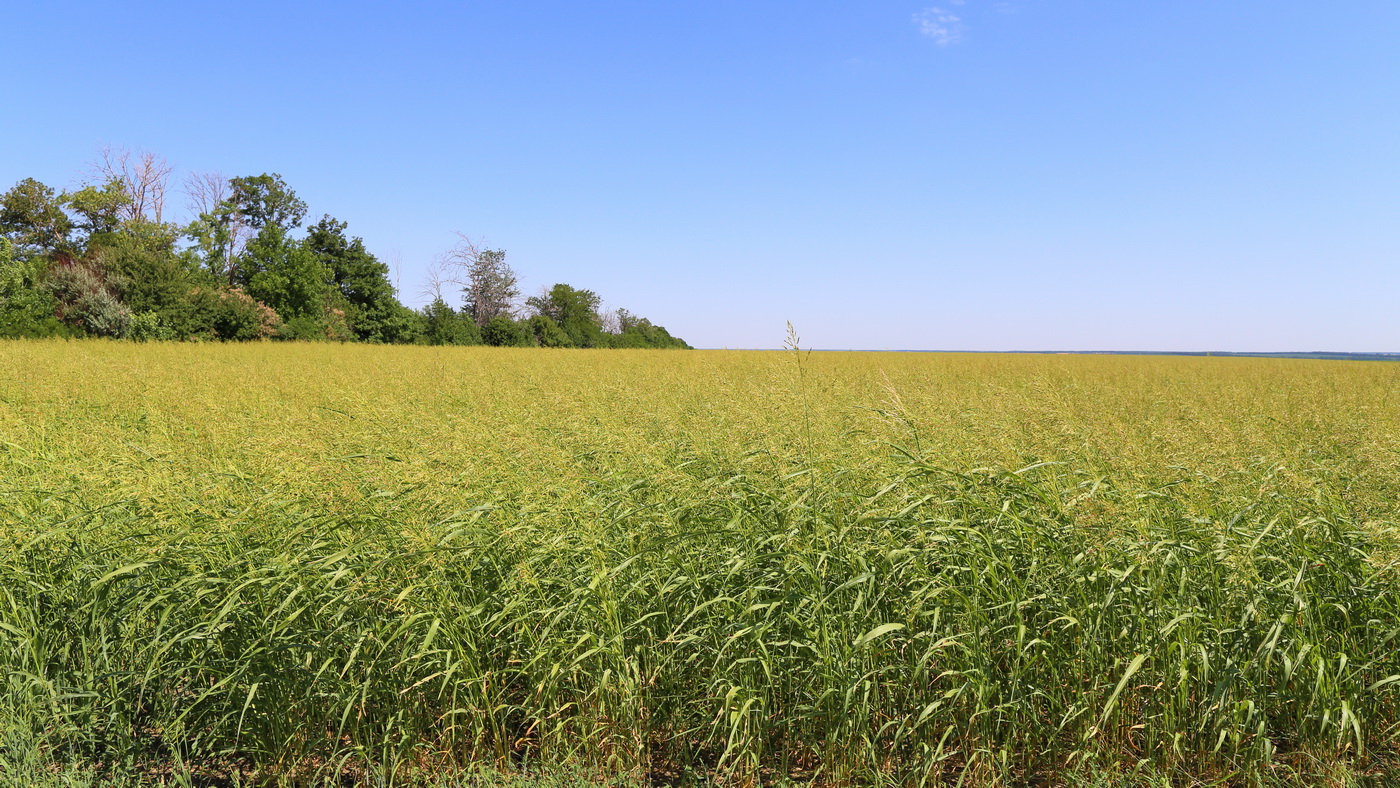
599, 306, 622, 335
87, 145, 174, 224
468, 253, 518, 326
418, 256, 452, 304
181, 170, 251, 284
424, 235, 471, 303
388, 249, 405, 298
524, 284, 555, 319
183, 170, 229, 217
439, 232, 481, 285
439, 232, 518, 321
133, 150, 173, 224
424, 233, 520, 323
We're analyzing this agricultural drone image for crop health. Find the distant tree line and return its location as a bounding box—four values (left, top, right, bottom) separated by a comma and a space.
0, 148, 690, 349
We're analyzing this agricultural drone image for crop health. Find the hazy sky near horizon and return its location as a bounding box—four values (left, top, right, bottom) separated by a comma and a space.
4, 1, 1397, 350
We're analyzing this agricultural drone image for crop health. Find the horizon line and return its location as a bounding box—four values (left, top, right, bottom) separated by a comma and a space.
700, 349, 1400, 359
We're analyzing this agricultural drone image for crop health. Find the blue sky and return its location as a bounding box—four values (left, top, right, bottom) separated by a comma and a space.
4, 1, 1397, 350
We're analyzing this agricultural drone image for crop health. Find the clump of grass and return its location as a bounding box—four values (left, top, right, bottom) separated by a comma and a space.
4, 456, 1397, 785
1, 341, 1398, 785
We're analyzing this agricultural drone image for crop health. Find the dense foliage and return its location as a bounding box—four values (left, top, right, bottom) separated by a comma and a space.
0, 152, 690, 349
1, 344, 1398, 787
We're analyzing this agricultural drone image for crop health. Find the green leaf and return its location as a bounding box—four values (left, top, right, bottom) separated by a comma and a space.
1100, 653, 1148, 725
91, 562, 153, 588
854, 622, 905, 648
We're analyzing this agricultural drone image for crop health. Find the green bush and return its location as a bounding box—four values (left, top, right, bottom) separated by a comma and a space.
0, 239, 74, 338
188, 287, 280, 341
528, 314, 573, 347
126, 311, 177, 342
45, 258, 131, 337
420, 298, 479, 345
482, 315, 533, 347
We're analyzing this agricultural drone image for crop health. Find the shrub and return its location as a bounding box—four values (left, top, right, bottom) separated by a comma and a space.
189, 287, 280, 341
528, 314, 572, 347
46, 256, 131, 337
482, 315, 533, 347
127, 311, 177, 342
0, 239, 75, 338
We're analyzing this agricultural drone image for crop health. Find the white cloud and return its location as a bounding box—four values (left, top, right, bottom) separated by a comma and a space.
914, 6, 965, 46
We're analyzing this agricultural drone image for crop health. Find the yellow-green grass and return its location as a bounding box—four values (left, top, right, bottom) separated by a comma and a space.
1, 340, 1398, 786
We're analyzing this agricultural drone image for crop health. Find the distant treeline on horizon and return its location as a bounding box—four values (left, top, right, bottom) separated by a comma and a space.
787, 350, 1400, 362
924, 350, 1400, 362
0, 149, 690, 349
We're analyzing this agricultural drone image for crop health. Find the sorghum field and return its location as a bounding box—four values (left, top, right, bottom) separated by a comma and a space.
2, 341, 1398, 787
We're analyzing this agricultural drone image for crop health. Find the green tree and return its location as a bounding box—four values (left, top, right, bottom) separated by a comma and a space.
608, 307, 692, 349
91, 222, 203, 339
421, 297, 481, 345
66, 179, 133, 238
305, 215, 411, 342
229, 173, 307, 233
457, 245, 518, 327
526, 283, 604, 348
527, 314, 573, 347
0, 178, 75, 258
242, 225, 330, 337
0, 237, 70, 338
186, 173, 306, 287
185, 200, 249, 285
371, 302, 426, 344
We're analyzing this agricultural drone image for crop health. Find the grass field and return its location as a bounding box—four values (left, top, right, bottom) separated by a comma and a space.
1, 341, 1398, 786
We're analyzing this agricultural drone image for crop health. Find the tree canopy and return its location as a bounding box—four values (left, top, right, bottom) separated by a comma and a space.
0, 150, 691, 349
